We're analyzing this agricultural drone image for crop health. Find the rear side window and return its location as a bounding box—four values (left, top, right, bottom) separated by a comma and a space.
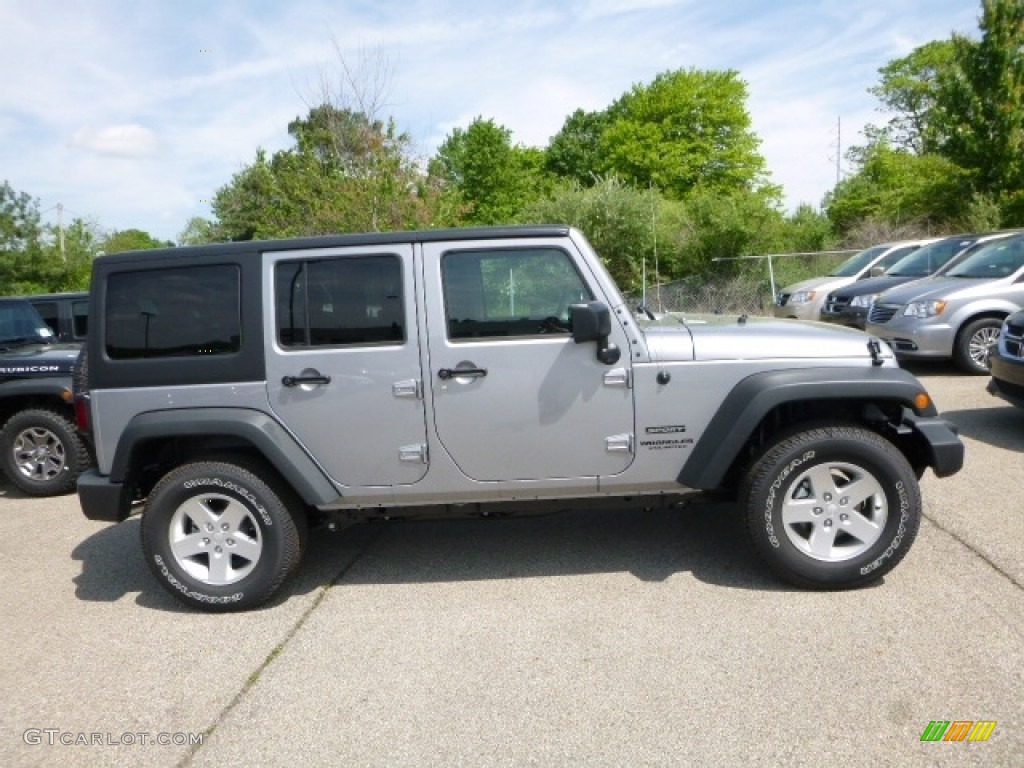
275, 255, 405, 348
31, 301, 58, 336
104, 265, 241, 359
72, 300, 89, 338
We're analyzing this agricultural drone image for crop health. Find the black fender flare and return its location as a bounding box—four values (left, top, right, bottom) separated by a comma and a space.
109, 408, 338, 506
677, 366, 950, 490
0, 376, 75, 402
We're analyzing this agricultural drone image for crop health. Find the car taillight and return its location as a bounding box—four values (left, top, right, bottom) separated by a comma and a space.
74, 393, 91, 432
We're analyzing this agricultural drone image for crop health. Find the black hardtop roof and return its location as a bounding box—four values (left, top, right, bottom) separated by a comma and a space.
94, 225, 573, 265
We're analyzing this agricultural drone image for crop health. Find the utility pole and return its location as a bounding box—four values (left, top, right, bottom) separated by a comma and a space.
57, 203, 66, 261
836, 116, 841, 187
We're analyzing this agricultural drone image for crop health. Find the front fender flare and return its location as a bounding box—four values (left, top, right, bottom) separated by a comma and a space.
677, 366, 944, 490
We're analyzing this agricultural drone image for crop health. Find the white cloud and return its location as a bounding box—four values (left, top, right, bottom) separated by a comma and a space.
71, 124, 161, 158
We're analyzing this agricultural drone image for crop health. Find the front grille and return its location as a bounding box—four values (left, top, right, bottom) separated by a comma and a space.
824, 295, 850, 314
868, 303, 900, 324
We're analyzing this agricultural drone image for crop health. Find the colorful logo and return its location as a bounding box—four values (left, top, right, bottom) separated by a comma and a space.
920, 720, 997, 742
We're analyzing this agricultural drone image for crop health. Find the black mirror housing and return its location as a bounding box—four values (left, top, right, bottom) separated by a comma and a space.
569, 301, 620, 365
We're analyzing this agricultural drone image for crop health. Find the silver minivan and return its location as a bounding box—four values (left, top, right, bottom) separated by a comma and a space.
865, 234, 1024, 373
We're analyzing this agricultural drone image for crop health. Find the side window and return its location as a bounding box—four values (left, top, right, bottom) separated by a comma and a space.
105, 265, 241, 359
72, 300, 89, 338
443, 248, 593, 339
275, 254, 404, 348
31, 302, 59, 336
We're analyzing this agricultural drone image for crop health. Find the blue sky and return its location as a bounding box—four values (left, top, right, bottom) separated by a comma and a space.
1, 0, 981, 243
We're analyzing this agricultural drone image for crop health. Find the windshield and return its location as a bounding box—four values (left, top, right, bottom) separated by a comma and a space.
829, 245, 889, 277
944, 237, 1024, 279
0, 300, 55, 345
886, 238, 973, 277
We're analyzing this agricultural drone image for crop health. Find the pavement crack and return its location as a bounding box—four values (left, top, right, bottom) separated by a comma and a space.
174, 522, 388, 767
924, 513, 1023, 591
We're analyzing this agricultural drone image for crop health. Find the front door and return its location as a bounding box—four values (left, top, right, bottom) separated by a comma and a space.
264, 246, 428, 488
423, 240, 635, 482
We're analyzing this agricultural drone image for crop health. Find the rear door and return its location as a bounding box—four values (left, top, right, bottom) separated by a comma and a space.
264, 245, 429, 488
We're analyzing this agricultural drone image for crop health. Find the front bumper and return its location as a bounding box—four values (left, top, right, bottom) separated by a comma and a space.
903, 411, 964, 478
78, 468, 133, 522
864, 316, 956, 359
819, 306, 868, 329
988, 353, 1024, 408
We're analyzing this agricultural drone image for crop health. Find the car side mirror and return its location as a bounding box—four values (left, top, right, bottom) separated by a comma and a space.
869, 266, 885, 277
570, 301, 621, 365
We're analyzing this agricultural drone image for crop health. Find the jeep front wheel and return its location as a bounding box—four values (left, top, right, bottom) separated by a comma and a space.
741, 425, 921, 589
1, 408, 89, 496
140, 461, 305, 611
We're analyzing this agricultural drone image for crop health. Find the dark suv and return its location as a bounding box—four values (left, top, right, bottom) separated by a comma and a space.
988, 309, 1024, 408
0, 298, 90, 495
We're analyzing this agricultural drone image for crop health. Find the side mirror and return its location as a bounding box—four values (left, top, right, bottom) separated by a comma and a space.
569, 301, 621, 365
869, 266, 885, 277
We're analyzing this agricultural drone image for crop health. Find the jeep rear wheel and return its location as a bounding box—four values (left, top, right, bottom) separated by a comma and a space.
140, 461, 305, 612
741, 425, 921, 589
1, 408, 89, 496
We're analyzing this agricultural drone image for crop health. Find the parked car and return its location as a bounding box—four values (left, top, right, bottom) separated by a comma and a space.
865, 234, 1024, 374
987, 309, 1024, 408
820, 233, 1016, 329
74, 225, 961, 610
773, 239, 934, 321
22, 292, 89, 342
0, 297, 89, 495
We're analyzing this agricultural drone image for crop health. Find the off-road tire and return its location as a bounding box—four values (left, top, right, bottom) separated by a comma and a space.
741, 424, 921, 589
1, 407, 89, 496
953, 317, 1002, 375
140, 461, 306, 612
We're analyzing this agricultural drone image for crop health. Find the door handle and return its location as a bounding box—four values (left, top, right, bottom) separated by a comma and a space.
282, 374, 332, 387
438, 367, 488, 380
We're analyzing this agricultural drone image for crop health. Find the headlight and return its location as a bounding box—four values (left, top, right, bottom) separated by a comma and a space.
851, 293, 879, 308
790, 290, 816, 304
904, 299, 947, 318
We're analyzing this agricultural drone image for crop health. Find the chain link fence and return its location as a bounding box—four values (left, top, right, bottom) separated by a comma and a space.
626, 250, 858, 316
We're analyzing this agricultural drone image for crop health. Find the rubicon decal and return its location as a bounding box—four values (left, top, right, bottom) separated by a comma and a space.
0, 365, 62, 373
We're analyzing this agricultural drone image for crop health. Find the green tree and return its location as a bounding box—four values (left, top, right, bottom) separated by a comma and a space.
518, 176, 658, 290
825, 143, 969, 233
936, 0, 1024, 215
43, 217, 103, 291
177, 216, 218, 246
867, 40, 958, 154
597, 69, 771, 199
546, 108, 611, 185
0, 180, 53, 294
430, 117, 548, 225
214, 106, 442, 240
101, 228, 169, 254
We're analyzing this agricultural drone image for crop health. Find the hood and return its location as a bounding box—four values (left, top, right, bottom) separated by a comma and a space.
781, 275, 851, 295
875, 275, 1011, 305
830, 274, 927, 299
641, 313, 890, 363
0, 342, 81, 375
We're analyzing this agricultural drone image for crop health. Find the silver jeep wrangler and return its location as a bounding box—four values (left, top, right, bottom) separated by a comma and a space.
75, 226, 963, 610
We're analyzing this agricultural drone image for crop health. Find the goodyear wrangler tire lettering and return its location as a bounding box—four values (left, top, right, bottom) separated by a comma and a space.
141, 461, 305, 612
740, 425, 921, 589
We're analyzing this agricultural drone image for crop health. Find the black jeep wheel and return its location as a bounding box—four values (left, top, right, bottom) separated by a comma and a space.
1, 407, 89, 496
741, 425, 921, 589
140, 461, 306, 612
